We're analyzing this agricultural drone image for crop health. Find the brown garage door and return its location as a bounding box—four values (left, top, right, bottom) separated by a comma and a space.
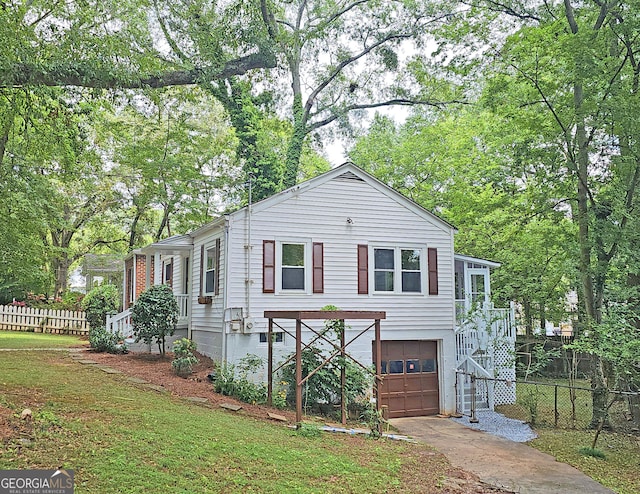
374, 340, 439, 418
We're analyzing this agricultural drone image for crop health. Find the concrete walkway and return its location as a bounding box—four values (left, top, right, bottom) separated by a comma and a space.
390, 416, 613, 494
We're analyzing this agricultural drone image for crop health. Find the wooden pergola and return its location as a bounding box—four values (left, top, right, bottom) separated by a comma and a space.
263, 310, 386, 431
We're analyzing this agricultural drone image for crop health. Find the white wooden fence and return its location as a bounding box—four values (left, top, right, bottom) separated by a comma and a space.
0, 305, 89, 334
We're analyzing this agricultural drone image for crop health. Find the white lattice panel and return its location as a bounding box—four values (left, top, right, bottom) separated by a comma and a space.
493, 341, 516, 405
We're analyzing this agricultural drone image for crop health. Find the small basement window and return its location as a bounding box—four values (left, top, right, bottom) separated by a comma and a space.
259, 332, 284, 343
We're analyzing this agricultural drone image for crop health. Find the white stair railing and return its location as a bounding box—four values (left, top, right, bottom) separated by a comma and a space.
106, 309, 134, 342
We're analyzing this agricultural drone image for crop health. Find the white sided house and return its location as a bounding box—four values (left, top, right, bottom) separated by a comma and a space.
109, 163, 515, 418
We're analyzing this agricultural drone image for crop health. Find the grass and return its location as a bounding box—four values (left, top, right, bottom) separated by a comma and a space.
530, 429, 640, 494
0, 348, 450, 493
0, 330, 87, 349
496, 378, 594, 428
496, 378, 640, 494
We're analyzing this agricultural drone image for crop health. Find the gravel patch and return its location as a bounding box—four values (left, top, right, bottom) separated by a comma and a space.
452, 410, 537, 442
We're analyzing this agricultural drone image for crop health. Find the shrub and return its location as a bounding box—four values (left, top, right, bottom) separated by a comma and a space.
296, 423, 321, 438
209, 355, 268, 405
131, 284, 178, 356
172, 338, 199, 377
81, 285, 120, 329
89, 326, 127, 354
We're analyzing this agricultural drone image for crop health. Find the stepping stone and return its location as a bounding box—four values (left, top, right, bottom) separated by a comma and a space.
77, 359, 98, 365
144, 384, 166, 393
97, 367, 122, 374
220, 403, 242, 411
185, 397, 208, 404
267, 412, 288, 422
127, 377, 149, 384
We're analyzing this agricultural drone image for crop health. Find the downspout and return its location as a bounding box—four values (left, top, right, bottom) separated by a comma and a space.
246, 176, 253, 319
187, 251, 193, 341
222, 217, 231, 362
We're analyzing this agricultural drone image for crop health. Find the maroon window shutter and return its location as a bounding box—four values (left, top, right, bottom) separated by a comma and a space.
263, 240, 275, 293
357, 245, 368, 294
312, 242, 324, 293
199, 245, 204, 297
215, 238, 221, 296
428, 248, 438, 295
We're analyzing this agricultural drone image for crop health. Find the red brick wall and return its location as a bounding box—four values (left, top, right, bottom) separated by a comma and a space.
134, 254, 153, 301
124, 258, 134, 309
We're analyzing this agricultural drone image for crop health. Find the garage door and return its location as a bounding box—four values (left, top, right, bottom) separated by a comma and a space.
375, 340, 439, 418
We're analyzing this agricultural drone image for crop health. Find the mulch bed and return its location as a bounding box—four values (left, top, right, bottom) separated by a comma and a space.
81, 349, 299, 423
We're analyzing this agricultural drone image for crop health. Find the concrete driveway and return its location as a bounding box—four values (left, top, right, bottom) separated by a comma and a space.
390, 416, 613, 494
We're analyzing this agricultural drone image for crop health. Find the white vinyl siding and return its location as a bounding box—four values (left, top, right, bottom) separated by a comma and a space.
191, 171, 456, 412
189, 232, 225, 361
226, 176, 454, 331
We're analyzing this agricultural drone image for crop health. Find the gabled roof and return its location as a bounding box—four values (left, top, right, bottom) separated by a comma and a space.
228, 162, 457, 233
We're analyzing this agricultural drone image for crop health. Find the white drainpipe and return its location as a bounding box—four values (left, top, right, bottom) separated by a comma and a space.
222, 217, 231, 362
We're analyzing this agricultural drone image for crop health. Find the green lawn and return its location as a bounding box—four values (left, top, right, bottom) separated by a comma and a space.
496, 379, 594, 429
497, 379, 640, 494
0, 330, 87, 349
530, 429, 640, 494
0, 348, 446, 493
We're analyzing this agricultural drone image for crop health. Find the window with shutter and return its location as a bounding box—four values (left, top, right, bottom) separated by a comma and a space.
263, 240, 275, 293
363, 245, 429, 294
312, 242, 324, 293
428, 248, 438, 295
357, 245, 369, 294
204, 247, 216, 294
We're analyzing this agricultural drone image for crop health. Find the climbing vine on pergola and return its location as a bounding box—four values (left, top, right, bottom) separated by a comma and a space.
264, 310, 386, 431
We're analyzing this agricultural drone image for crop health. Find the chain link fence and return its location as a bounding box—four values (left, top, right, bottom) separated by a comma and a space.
458, 372, 640, 433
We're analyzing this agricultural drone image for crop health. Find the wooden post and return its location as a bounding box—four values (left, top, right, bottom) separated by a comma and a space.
296, 318, 302, 425
267, 318, 273, 406
340, 319, 346, 425
374, 318, 382, 436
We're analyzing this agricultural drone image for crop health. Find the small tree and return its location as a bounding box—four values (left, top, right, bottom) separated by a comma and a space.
131, 284, 178, 356
81, 284, 120, 329
172, 338, 199, 377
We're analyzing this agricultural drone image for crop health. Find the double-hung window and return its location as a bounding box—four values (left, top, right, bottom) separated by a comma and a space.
374, 249, 395, 291
205, 247, 216, 294
263, 240, 324, 294
372, 247, 423, 293
281, 243, 305, 290
401, 249, 421, 292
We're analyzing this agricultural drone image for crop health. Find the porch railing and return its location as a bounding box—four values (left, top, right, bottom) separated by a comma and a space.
175, 294, 189, 323
106, 294, 189, 341
106, 308, 134, 341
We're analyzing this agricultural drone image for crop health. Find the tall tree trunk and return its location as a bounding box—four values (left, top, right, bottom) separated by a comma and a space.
284, 93, 306, 188
564, 0, 608, 427
52, 252, 70, 297
129, 209, 143, 249
523, 298, 533, 336
155, 204, 171, 242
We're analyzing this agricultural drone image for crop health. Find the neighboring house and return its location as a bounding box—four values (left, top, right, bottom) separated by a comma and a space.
108, 163, 515, 417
